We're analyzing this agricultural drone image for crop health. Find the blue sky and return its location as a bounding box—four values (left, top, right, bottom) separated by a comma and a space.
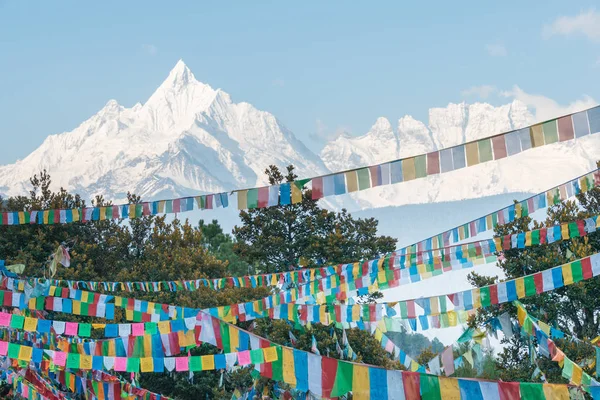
1, 1, 600, 163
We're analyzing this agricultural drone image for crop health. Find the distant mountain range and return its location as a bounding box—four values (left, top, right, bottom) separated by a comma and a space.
1, 60, 599, 211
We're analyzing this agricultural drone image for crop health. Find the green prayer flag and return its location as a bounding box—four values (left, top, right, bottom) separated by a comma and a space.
420, 374, 442, 400
189, 356, 202, 371
10, 315, 24, 330
250, 348, 264, 364
524, 275, 536, 297
356, 168, 371, 190
439, 296, 447, 313
569, 222, 580, 238
127, 357, 140, 373
519, 383, 544, 399
66, 353, 80, 369
220, 324, 231, 353
247, 188, 259, 209
414, 155, 427, 178
480, 287, 491, 308
8, 343, 20, 359
271, 347, 283, 382
531, 229, 540, 245
78, 323, 92, 338
331, 360, 353, 398
478, 139, 493, 162
542, 120, 559, 144
165, 200, 173, 214
571, 261, 583, 283
145, 322, 158, 335
562, 358, 574, 380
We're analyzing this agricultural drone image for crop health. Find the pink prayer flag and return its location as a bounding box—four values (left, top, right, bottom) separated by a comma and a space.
175, 356, 189, 371
22, 385, 28, 398
53, 351, 67, 366
237, 350, 251, 366
442, 347, 454, 376
114, 357, 127, 371
0, 341, 7, 356
0, 313, 10, 327
131, 323, 145, 337
65, 322, 78, 336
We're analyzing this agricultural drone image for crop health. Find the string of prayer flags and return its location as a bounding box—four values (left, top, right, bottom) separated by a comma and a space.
198, 311, 583, 399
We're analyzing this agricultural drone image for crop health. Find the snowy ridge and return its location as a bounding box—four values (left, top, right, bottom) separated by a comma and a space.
0, 60, 327, 202
0, 60, 599, 211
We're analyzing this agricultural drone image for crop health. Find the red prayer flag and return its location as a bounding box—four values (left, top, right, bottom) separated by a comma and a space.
321, 357, 338, 398
402, 372, 421, 400
312, 177, 324, 200
173, 199, 181, 213
557, 115, 575, 142
492, 135, 508, 159
369, 166, 381, 187
498, 381, 521, 400
489, 284, 499, 305
258, 187, 270, 208
533, 272, 544, 294
582, 257, 593, 280
426, 152, 440, 175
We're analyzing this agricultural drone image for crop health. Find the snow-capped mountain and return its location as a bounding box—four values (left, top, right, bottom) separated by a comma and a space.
0, 60, 327, 202
0, 60, 598, 212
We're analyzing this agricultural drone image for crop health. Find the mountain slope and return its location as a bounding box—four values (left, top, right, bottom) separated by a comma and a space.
0, 60, 327, 202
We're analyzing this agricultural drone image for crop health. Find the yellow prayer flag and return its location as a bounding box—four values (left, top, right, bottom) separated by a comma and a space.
472, 289, 481, 309
465, 142, 479, 166
73, 301, 81, 316
128, 204, 136, 219
18, 345, 33, 361
562, 264, 574, 285
291, 184, 303, 204
99, 207, 106, 221
126, 309, 134, 321
144, 334, 152, 356
516, 278, 526, 298
108, 340, 116, 357
543, 384, 569, 400
23, 317, 37, 332
18, 212, 25, 224
352, 305, 360, 321
140, 357, 154, 373
229, 326, 240, 351
374, 329, 383, 341
530, 124, 544, 147
440, 377, 461, 400
72, 208, 79, 222
561, 223, 569, 240
263, 347, 278, 363
494, 238, 502, 252
401, 158, 416, 181
80, 355, 93, 370
237, 191, 248, 210
515, 203, 522, 218
92, 323, 106, 329
282, 347, 296, 386
517, 305, 526, 326
201, 355, 215, 370
448, 311, 457, 326
81, 291, 89, 303
158, 321, 171, 334
345, 170, 359, 192
486, 214, 493, 229
525, 231, 532, 246
430, 298, 439, 316
410, 360, 419, 372
571, 364, 583, 385
352, 364, 370, 400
